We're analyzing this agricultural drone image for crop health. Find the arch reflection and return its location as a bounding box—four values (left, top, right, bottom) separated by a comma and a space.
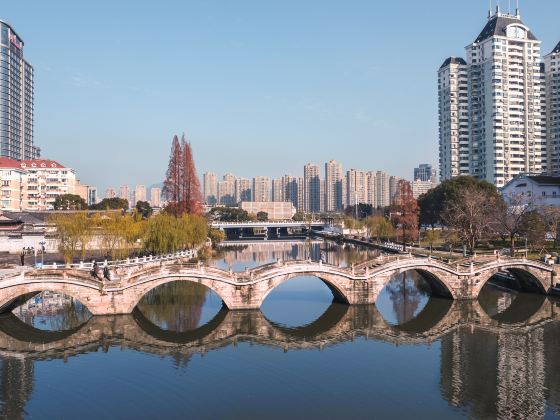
0, 298, 556, 360
478, 285, 548, 324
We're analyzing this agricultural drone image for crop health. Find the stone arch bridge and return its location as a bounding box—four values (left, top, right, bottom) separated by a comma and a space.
0, 254, 555, 315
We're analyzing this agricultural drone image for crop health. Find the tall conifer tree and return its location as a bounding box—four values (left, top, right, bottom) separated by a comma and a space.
163, 134, 203, 216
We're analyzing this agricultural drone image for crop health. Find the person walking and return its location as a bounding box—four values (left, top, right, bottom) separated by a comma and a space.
20, 252, 24, 266
92, 261, 99, 279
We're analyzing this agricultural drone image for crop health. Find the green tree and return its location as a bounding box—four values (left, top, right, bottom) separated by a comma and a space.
209, 207, 251, 222
344, 203, 374, 220
256, 211, 268, 221
292, 212, 306, 222
53, 194, 88, 210
418, 176, 499, 227
90, 197, 129, 211
135, 201, 153, 219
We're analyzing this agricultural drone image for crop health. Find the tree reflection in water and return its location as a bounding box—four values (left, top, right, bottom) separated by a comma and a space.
383, 271, 432, 325
137, 282, 209, 333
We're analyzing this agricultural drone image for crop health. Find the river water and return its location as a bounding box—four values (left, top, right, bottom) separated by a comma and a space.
2, 240, 560, 419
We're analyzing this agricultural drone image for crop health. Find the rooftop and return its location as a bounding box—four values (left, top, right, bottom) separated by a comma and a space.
527, 175, 560, 186
0, 19, 24, 46
475, 13, 537, 43
439, 57, 467, 70
0, 158, 66, 170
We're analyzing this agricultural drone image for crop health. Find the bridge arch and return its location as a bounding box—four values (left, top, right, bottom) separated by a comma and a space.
371, 266, 456, 303
0, 282, 101, 315
121, 276, 240, 313
473, 264, 553, 298
258, 271, 352, 307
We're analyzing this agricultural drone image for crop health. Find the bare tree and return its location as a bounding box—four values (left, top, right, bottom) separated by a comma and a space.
541, 206, 560, 249
492, 193, 537, 256
442, 187, 497, 253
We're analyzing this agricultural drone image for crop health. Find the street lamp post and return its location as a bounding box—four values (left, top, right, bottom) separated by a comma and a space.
39, 241, 46, 266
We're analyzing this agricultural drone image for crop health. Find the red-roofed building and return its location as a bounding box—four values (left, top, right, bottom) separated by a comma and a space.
0, 158, 95, 211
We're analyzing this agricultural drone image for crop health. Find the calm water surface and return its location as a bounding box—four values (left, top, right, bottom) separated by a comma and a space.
2, 241, 560, 419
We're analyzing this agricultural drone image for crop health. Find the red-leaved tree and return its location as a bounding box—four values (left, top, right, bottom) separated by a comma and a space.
163, 134, 203, 217
392, 180, 419, 251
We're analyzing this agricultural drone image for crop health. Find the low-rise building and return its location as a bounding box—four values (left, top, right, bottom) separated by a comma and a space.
239, 201, 296, 221
501, 175, 560, 206
0, 158, 88, 211
0, 158, 97, 211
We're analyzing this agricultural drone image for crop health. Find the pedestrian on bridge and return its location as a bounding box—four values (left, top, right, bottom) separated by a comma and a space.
103, 266, 110, 281
91, 261, 101, 280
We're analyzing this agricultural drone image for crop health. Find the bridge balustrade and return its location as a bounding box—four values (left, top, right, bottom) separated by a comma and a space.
37, 249, 198, 271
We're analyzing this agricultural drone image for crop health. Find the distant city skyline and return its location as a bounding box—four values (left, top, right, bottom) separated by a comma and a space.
2, 1, 560, 193
201, 159, 439, 212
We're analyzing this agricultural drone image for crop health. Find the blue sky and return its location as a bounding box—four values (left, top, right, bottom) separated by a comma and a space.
3, 0, 560, 192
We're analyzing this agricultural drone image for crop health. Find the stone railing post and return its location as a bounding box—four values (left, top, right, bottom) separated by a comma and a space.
351, 264, 355, 276
53, 262, 57, 269
79, 261, 84, 269
365, 267, 369, 277
143, 256, 147, 263
470, 262, 474, 274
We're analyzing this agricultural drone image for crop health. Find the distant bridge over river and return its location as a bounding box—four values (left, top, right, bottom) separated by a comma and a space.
0, 251, 556, 315
210, 220, 328, 239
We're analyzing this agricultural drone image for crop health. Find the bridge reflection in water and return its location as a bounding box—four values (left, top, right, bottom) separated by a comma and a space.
0, 295, 559, 418
1, 282, 560, 418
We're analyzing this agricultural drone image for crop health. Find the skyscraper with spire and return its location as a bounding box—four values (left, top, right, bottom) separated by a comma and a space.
438, 5, 547, 186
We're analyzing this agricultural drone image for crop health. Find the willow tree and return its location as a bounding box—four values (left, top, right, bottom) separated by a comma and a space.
95, 212, 145, 260
162, 134, 203, 217
143, 213, 208, 254
48, 213, 93, 264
